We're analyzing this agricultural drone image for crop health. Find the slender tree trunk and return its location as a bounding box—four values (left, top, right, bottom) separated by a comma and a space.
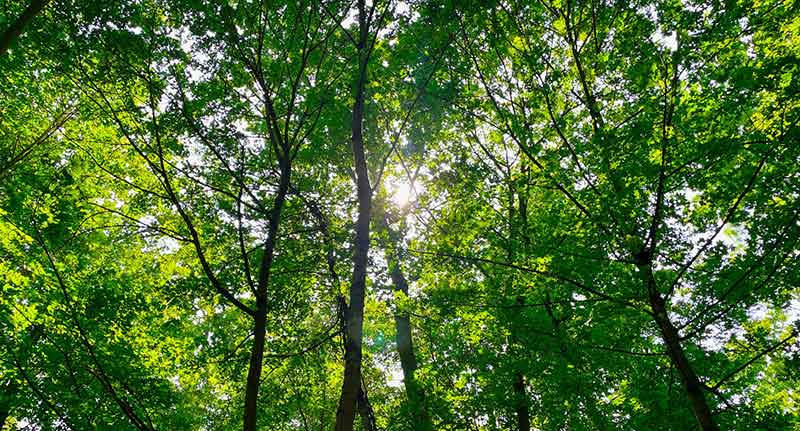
0, 0, 49, 55
512, 373, 530, 431
506, 186, 530, 431
511, 297, 530, 431
388, 256, 433, 431
243, 154, 291, 430
243, 304, 267, 431
335, 1, 371, 430
356, 386, 377, 431
650, 293, 718, 431
640, 265, 718, 431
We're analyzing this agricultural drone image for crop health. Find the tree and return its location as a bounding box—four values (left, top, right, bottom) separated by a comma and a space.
334, 0, 376, 429
1, 0, 799, 429
0, 0, 50, 55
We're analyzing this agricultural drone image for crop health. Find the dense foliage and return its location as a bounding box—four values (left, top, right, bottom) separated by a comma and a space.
2, 0, 799, 430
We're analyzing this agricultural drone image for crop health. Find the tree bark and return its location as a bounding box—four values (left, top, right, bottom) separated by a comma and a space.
512, 372, 530, 431
640, 264, 718, 431
243, 147, 291, 430
356, 386, 377, 431
506, 185, 530, 431
0, 0, 49, 55
388, 256, 433, 431
243, 304, 267, 431
334, 1, 372, 430
510, 296, 530, 431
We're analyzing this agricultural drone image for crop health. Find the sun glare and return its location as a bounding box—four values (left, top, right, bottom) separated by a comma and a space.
388, 175, 421, 208
392, 182, 412, 207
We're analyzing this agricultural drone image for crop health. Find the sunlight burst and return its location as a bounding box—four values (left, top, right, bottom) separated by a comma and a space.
392, 181, 412, 207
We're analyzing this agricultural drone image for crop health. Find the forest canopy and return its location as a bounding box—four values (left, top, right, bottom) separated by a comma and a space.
1, 0, 799, 430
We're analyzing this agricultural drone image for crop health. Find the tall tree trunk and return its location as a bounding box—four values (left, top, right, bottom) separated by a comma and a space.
243, 304, 267, 431
356, 385, 377, 431
388, 254, 433, 431
243, 154, 291, 430
0, 0, 49, 55
639, 264, 718, 431
506, 185, 530, 431
510, 296, 530, 431
335, 1, 372, 430
512, 372, 530, 431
